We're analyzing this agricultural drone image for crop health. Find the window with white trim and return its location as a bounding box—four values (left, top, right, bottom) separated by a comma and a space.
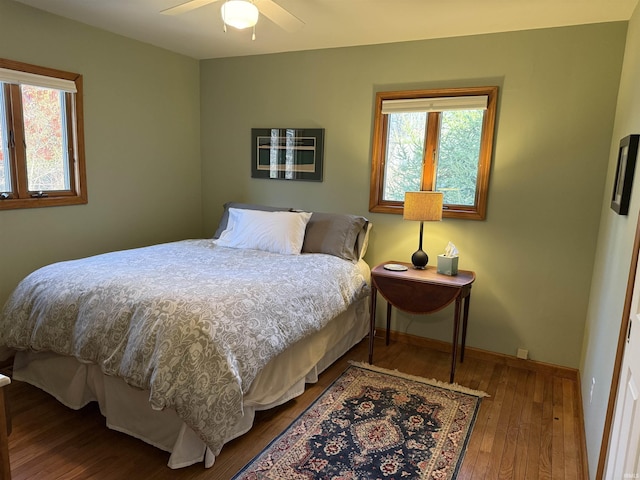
369, 86, 498, 220
0, 59, 87, 210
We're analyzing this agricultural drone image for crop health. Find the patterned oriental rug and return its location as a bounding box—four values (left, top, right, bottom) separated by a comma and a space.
233, 362, 488, 480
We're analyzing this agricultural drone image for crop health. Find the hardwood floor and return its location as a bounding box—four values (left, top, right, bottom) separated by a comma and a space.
3, 336, 587, 479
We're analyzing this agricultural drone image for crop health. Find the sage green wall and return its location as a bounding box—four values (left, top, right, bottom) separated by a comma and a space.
581, 1, 640, 476
201, 23, 627, 368
0, 0, 202, 307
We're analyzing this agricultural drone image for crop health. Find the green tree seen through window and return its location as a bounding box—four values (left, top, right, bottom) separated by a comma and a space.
436, 110, 483, 206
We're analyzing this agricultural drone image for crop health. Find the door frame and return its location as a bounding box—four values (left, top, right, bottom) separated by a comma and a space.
597, 208, 640, 478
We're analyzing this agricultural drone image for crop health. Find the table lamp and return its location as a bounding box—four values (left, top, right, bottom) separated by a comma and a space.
403, 191, 443, 269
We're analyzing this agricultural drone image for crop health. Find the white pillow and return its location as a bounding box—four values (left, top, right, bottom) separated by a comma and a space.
215, 208, 313, 255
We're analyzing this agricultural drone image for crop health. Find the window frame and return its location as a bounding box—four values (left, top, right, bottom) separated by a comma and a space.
0, 58, 87, 210
369, 86, 498, 220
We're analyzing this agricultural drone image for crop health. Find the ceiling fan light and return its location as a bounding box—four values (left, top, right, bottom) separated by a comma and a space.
221, 1, 259, 29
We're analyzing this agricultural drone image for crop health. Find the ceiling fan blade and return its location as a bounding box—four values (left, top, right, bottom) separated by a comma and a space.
254, 0, 304, 32
161, 0, 221, 16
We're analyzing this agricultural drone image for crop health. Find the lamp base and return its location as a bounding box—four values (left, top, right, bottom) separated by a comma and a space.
411, 249, 429, 269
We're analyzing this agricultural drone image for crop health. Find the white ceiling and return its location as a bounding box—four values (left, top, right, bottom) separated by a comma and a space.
13, 0, 640, 60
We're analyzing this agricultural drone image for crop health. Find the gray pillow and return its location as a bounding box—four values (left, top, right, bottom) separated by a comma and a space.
213, 202, 291, 239
302, 212, 368, 262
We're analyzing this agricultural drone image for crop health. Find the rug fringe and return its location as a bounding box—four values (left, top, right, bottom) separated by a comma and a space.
349, 361, 490, 398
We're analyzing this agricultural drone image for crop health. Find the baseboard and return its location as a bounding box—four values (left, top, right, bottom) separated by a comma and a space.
574, 375, 591, 478
376, 329, 579, 381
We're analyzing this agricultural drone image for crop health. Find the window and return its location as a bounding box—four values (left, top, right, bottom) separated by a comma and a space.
0, 59, 86, 210
369, 86, 498, 220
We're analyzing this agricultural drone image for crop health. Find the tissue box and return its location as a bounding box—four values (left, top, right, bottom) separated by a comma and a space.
437, 255, 459, 276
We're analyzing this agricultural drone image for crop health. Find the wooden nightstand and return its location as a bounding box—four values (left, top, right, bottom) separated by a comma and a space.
368, 261, 476, 383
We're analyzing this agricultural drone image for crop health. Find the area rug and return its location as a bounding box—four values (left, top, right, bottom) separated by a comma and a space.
233, 362, 488, 480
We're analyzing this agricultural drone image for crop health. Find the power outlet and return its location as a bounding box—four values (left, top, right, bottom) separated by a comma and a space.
590, 378, 596, 404
516, 348, 529, 360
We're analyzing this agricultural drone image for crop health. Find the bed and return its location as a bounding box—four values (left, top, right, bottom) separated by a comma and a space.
0, 204, 372, 468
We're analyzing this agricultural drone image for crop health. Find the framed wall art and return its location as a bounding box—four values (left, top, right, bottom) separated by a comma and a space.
611, 134, 639, 216
251, 128, 324, 181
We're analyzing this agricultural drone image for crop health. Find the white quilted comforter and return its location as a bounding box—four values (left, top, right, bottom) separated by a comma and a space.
0, 240, 370, 455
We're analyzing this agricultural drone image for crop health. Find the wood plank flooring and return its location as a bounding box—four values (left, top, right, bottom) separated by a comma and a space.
2, 336, 587, 479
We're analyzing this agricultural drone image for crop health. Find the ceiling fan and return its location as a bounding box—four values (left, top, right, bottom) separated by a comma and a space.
161, 0, 304, 33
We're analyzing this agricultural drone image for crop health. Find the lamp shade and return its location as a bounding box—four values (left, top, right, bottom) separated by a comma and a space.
403, 191, 444, 221
221, 0, 259, 29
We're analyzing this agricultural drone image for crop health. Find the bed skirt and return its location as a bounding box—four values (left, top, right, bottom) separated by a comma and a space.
12, 296, 369, 469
